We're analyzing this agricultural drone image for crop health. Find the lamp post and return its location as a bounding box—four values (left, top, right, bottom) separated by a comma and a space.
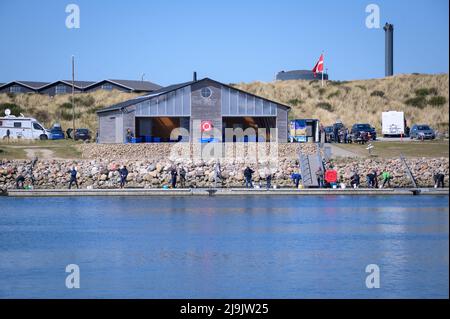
71, 55, 75, 139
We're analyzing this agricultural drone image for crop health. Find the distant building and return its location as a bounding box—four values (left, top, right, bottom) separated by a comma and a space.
0, 79, 162, 95
96, 76, 290, 143
0, 81, 50, 94
276, 70, 329, 81
38, 80, 95, 96
84, 79, 161, 94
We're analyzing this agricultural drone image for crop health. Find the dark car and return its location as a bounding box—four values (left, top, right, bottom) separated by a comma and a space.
74, 128, 91, 141
410, 124, 435, 140
49, 127, 65, 140
351, 123, 377, 140
324, 126, 334, 142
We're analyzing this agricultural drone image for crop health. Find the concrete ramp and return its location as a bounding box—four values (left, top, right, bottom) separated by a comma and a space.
299, 144, 324, 188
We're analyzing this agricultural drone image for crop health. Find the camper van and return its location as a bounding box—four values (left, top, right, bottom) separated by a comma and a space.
0, 110, 50, 140
382, 111, 405, 137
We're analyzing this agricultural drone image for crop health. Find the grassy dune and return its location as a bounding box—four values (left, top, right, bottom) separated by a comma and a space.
0, 73, 448, 134
0, 90, 140, 133
235, 73, 449, 132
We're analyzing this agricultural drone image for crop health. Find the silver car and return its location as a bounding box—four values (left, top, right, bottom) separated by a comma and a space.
410, 124, 435, 140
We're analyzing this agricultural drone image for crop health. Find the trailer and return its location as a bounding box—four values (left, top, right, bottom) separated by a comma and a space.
382, 111, 405, 137
0, 110, 50, 140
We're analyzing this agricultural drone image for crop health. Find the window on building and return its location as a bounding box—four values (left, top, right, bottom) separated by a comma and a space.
14, 122, 22, 128
201, 87, 212, 98
102, 83, 113, 91
55, 84, 67, 94
10, 85, 22, 93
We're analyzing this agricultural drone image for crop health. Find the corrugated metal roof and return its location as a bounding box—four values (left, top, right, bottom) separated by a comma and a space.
96, 81, 194, 114
97, 78, 291, 114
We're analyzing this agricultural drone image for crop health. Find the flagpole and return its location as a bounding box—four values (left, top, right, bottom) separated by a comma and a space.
321, 51, 324, 87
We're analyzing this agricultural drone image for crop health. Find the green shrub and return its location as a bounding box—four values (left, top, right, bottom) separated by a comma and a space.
428, 96, 447, 107
356, 85, 366, 90
59, 102, 73, 110
415, 88, 437, 97
329, 80, 349, 86
287, 99, 303, 106
316, 102, 333, 112
73, 95, 95, 107
428, 87, 438, 95
59, 109, 81, 121
318, 88, 326, 95
0, 103, 23, 116
327, 90, 340, 99
87, 105, 105, 114
405, 96, 427, 109
34, 110, 50, 124
370, 90, 385, 97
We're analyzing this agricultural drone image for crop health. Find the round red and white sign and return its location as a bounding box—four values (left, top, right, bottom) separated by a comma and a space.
201, 121, 213, 132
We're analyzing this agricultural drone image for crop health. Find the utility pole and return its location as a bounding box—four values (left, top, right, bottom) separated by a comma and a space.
71, 55, 75, 138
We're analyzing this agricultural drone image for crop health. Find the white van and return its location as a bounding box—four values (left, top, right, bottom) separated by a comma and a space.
0, 112, 50, 140
382, 111, 405, 137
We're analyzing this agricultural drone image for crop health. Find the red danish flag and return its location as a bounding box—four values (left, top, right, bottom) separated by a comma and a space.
312, 54, 324, 77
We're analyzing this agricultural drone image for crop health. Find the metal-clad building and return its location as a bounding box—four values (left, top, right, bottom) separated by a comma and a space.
276, 70, 329, 81
38, 80, 95, 96
0, 81, 49, 94
97, 77, 290, 143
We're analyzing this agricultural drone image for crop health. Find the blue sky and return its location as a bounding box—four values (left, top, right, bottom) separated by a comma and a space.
0, 0, 448, 85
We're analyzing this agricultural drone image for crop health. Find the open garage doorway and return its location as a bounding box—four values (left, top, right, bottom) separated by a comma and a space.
135, 117, 190, 142
222, 117, 276, 142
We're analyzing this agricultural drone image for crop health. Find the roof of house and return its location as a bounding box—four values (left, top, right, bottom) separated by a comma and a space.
277, 70, 313, 75
108, 79, 162, 91
97, 78, 291, 114
0, 81, 50, 90
38, 80, 96, 90
83, 79, 162, 92
0, 79, 162, 92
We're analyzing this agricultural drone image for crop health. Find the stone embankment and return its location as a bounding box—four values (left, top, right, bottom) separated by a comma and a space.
0, 154, 448, 190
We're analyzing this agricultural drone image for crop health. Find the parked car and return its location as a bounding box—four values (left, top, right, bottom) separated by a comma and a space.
410, 124, 435, 140
324, 126, 334, 142
49, 126, 65, 140
74, 128, 91, 141
351, 123, 377, 141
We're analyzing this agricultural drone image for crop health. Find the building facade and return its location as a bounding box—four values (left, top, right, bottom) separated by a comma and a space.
97, 78, 290, 143
276, 70, 329, 81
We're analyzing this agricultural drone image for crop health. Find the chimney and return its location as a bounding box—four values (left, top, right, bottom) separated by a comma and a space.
193, 71, 197, 81
383, 23, 394, 77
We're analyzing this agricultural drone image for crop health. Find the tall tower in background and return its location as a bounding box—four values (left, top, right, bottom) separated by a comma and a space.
384, 23, 394, 76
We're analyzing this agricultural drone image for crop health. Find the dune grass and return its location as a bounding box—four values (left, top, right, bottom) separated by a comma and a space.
0, 90, 140, 133
234, 73, 449, 132
0, 73, 448, 136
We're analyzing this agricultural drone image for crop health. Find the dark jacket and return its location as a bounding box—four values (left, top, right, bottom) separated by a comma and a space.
244, 167, 254, 178
120, 167, 129, 178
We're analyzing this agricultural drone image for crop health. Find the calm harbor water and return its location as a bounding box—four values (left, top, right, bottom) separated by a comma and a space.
0, 195, 448, 299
